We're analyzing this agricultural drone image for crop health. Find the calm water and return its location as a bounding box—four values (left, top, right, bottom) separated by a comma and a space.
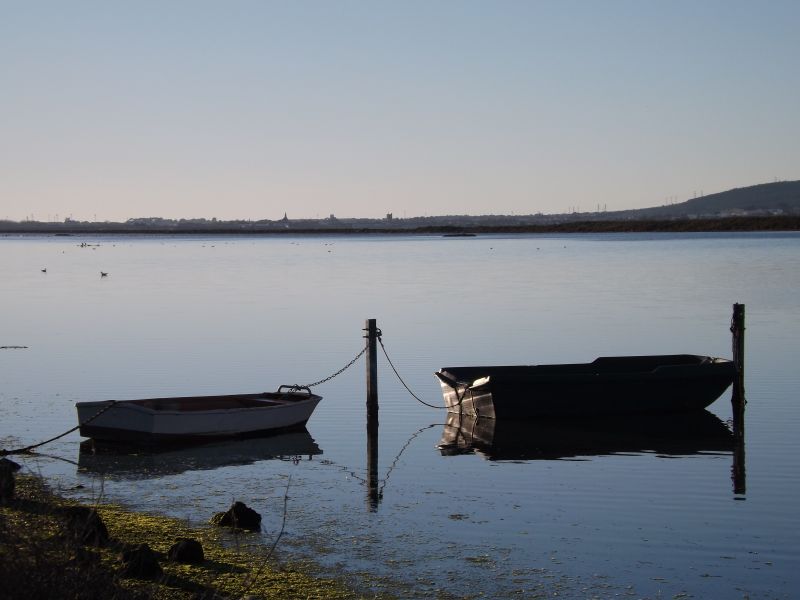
2, 232, 799, 599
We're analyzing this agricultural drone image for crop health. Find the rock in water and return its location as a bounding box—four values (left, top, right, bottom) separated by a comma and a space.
210, 501, 262, 531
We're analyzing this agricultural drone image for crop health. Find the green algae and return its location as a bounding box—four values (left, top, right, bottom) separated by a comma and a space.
2, 475, 376, 599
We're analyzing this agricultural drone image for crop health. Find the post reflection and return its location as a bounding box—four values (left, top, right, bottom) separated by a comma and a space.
731, 377, 746, 495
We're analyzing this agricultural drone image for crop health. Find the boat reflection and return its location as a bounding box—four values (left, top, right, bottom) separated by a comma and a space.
78, 429, 322, 479
438, 411, 734, 460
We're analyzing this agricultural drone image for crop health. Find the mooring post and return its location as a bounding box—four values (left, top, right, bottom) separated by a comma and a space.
731, 303, 746, 433
730, 303, 746, 494
731, 303, 745, 393
365, 319, 380, 505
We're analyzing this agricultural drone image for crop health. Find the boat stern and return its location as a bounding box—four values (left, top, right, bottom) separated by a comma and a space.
435, 370, 496, 418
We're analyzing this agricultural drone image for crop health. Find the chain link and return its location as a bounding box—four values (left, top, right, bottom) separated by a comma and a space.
1, 400, 118, 456
378, 424, 438, 496
377, 336, 445, 409
302, 344, 368, 388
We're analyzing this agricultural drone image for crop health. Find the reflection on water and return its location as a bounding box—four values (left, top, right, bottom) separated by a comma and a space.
2, 233, 796, 599
438, 411, 734, 461
77, 430, 322, 480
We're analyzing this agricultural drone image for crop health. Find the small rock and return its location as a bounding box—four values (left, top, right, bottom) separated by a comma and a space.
69, 546, 101, 566
62, 506, 109, 547
210, 501, 262, 531
168, 537, 205, 564
193, 591, 227, 600
0, 458, 20, 502
120, 543, 163, 579
0, 457, 21, 471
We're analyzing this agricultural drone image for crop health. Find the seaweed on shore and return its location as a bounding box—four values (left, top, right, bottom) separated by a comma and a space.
0, 475, 367, 599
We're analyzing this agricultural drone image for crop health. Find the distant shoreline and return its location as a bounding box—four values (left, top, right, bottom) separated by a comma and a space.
1, 215, 799, 236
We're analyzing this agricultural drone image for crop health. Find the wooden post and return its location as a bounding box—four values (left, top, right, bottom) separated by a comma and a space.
365, 319, 380, 505
730, 303, 746, 495
731, 303, 745, 393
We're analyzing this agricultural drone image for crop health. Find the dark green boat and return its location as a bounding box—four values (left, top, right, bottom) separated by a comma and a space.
435, 354, 736, 419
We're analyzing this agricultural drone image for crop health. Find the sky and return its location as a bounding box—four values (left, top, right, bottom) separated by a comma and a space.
1, 1, 798, 222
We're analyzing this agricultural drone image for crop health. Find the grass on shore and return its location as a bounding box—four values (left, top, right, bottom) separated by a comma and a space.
1, 474, 365, 600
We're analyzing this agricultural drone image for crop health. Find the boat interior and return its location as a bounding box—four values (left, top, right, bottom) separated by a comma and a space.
440, 354, 725, 382
129, 393, 313, 412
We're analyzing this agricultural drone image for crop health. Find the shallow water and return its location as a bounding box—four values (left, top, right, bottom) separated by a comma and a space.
2, 232, 799, 598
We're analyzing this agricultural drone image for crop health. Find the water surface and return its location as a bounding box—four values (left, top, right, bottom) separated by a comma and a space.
1, 232, 799, 598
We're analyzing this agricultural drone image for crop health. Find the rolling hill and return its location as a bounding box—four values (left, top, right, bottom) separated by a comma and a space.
614, 180, 800, 219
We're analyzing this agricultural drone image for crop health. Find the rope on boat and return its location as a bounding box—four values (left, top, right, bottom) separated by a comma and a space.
0, 400, 118, 457
376, 334, 445, 409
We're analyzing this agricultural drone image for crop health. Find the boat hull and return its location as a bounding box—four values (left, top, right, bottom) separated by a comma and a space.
436, 355, 736, 419
76, 391, 321, 444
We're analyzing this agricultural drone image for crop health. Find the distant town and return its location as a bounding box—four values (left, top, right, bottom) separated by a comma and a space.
3, 180, 799, 234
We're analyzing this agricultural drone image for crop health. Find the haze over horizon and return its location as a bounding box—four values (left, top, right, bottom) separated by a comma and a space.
2, 1, 798, 223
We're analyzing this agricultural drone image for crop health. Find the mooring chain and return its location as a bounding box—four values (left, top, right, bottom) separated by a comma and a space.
0, 399, 118, 456
317, 424, 441, 494
377, 424, 439, 496
376, 335, 445, 409
300, 343, 368, 388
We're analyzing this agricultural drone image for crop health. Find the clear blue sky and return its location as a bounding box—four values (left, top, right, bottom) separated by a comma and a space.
1, 1, 798, 221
